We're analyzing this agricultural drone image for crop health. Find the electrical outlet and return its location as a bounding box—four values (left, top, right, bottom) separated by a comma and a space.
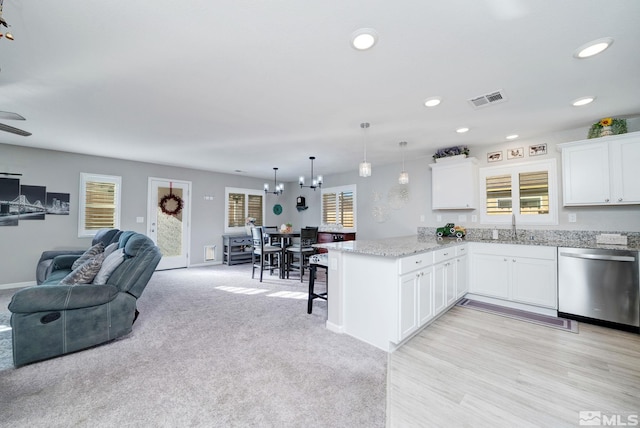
436, 215, 442, 222
471, 215, 478, 222
420, 214, 425, 222
458, 215, 467, 223
568, 213, 577, 223
136, 217, 144, 223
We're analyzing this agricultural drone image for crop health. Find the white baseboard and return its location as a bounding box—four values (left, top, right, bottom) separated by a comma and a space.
188, 261, 223, 268
0, 281, 34, 291
325, 320, 344, 334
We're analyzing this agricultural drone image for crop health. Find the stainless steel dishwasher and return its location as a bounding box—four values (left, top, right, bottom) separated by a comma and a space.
558, 247, 639, 332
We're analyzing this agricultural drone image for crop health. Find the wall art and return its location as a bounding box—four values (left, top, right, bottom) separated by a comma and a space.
20, 185, 46, 220
487, 151, 503, 162
46, 192, 70, 215
507, 147, 524, 159
0, 178, 20, 226
529, 143, 547, 156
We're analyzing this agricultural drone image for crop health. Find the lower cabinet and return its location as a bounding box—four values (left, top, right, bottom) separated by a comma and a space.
397, 267, 433, 341
469, 243, 557, 309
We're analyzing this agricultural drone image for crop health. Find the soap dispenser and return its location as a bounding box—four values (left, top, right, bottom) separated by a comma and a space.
492, 227, 499, 240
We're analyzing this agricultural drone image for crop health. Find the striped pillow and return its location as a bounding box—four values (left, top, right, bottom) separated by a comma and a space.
71, 242, 105, 270
61, 253, 105, 285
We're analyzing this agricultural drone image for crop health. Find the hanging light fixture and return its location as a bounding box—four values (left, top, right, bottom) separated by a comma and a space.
359, 122, 372, 177
299, 156, 323, 190
264, 167, 284, 195
0, 0, 15, 41
398, 141, 409, 184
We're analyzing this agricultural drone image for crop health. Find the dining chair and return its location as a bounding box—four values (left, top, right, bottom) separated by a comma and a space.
286, 226, 318, 282
251, 226, 281, 282
263, 226, 281, 247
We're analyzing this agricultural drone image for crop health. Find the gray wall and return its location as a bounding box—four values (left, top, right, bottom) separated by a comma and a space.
2, 122, 640, 285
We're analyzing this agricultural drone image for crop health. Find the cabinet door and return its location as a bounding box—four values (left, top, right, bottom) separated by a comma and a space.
398, 273, 419, 341
611, 138, 640, 204
431, 160, 478, 209
418, 268, 434, 325
433, 263, 447, 314
511, 257, 557, 308
455, 255, 468, 298
443, 261, 456, 307
470, 254, 509, 299
562, 142, 610, 205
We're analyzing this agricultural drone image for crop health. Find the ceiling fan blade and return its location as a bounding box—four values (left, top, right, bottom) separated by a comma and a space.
0, 122, 32, 136
0, 111, 26, 120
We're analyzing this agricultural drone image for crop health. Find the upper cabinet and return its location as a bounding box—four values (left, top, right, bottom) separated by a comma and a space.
559, 131, 640, 206
429, 157, 478, 209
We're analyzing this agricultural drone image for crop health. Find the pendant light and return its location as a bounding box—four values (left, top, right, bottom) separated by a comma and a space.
398, 141, 409, 184
264, 167, 284, 195
299, 156, 323, 190
359, 122, 372, 177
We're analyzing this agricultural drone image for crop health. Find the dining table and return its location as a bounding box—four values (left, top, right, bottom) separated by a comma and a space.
263, 230, 301, 279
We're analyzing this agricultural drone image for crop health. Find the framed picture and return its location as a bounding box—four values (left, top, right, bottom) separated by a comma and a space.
487, 151, 503, 162
507, 147, 524, 159
529, 143, 547, 156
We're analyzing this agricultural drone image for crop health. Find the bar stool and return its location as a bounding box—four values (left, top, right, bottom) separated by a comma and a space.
308, 253, 328, 314
251, 226, 281, 282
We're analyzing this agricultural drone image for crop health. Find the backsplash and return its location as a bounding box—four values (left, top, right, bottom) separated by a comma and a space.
418, 227, 640, 249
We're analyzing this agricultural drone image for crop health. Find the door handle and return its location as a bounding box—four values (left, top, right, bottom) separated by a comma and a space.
560, 252, 635, 262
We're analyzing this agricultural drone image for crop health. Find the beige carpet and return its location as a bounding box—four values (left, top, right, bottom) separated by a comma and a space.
0, 264, 386, 427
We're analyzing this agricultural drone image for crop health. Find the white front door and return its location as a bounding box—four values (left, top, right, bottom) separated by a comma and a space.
148, 178, 191, 270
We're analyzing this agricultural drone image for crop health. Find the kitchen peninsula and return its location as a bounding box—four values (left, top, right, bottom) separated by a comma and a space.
317, 235, 469, 352
318, 231, 640, 352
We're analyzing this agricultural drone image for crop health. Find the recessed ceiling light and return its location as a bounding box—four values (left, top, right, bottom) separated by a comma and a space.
574, 37, 614, 59
351, 28, 378, 50
424, 97, 442, 107
572, 96, 596, 107
456, 127, 469, 133
506, 134, 519, 140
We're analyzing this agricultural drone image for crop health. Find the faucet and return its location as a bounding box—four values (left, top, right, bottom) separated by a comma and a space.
511, 214, 517, 240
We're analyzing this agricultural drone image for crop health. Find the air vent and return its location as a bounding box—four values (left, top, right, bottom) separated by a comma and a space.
468, 90, 507, 109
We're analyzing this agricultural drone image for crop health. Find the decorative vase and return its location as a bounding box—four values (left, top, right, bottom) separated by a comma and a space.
435, 154, 467, 163
600, 126, 613, 137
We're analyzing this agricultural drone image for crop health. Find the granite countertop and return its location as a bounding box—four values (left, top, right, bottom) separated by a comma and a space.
315, 234, 640, 258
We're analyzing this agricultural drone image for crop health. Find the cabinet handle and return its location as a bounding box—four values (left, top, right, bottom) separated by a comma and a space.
504, 258, 507, 262
618, 198, 623, 202
512, 259, 516, 262
605, 198, 610, 202
415, 260, 423, 264
420, 272, 425, 276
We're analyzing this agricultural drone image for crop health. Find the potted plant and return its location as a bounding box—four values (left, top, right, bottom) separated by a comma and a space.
588, 117, 627, 139
433, 145, 470, 162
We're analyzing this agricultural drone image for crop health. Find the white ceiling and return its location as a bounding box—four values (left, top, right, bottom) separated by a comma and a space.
1, 0, 639, 182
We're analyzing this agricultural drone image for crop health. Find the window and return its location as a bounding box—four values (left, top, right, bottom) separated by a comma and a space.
321, 185, 356, 231
480, 159, 557, 225
78, 173, 121, 237
225, 187, 264, 232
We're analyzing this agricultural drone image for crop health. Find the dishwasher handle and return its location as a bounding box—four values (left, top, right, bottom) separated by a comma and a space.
559, 252, 636, 262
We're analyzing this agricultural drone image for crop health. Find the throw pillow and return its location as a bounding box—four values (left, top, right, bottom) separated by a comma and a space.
61, 253, 105, 285
92, 248, 125, 285
102, 242, 119, 259
71, 242, 105, 270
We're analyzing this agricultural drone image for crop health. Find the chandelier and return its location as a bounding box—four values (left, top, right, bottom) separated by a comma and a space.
264, 167, 284, 195
0, 0, 14, 41
299, 156, 323, 191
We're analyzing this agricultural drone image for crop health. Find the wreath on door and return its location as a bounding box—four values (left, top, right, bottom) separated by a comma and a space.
159, 183, 183, 216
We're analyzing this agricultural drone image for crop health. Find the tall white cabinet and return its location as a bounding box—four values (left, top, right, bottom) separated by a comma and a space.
559, 131, 640, 206
429, 157, 479, 209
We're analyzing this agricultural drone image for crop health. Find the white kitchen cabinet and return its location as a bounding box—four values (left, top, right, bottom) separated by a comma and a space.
469, 243, 557, 309
396, 253, 434, 343
455, 245, 469, 298
559, 131, 640, 206
429, 157, 478, 209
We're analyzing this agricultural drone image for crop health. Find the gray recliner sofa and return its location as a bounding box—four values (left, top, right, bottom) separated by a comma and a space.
36, 228, 123, 285
9, 231, 162, 366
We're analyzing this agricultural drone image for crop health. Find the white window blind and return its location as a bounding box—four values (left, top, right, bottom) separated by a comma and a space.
79, 173, 121, 237
321, 185, 356, 231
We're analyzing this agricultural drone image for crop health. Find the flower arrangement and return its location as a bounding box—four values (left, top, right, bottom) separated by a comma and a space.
245, 217, 256, 226
433, 145, 469, 160
587, 117, 627, 139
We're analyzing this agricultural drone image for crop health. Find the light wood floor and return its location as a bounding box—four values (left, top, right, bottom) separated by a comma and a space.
387, 306, 640, 428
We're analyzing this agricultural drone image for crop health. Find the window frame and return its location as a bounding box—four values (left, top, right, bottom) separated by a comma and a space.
321, 184, 357, 232
78, 172, 122, 238
479, 159, 558, 226
224, 187, 265, 233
